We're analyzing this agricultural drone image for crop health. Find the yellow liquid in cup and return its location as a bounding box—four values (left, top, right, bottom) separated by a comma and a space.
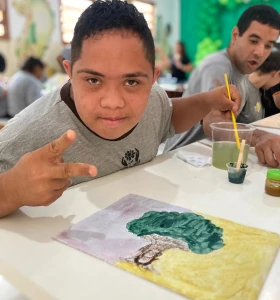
212, 141, 250, 170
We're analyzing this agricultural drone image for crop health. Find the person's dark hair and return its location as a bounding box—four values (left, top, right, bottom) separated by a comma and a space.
237, 5, 280, 36
71, 0, 155, 69
258, 51, 280, 110
256, 51, 280, 74
21, 57, 45, 73
0, 53, 6, 72
177, 41, 187, 61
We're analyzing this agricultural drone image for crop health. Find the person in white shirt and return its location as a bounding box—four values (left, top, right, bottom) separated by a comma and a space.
7, 57, 45, 117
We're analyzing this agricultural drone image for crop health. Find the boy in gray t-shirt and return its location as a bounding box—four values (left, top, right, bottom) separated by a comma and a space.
0, 0, 241, 218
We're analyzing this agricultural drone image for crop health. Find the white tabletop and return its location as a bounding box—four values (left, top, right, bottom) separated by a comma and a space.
1, 141, 280, 300
252, 113, 280, 129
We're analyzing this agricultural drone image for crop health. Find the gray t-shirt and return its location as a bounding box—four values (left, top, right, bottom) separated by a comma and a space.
0, 83, 174, 185
164, 49, 264, 151
7, 70, 43, 117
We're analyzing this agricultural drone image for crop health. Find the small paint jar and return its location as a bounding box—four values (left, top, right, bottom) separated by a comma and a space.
265, 169, 280, 196
226, 162, 248, 184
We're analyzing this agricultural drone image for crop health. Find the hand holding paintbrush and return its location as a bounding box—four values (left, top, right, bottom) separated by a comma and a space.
224, 74, 241, 149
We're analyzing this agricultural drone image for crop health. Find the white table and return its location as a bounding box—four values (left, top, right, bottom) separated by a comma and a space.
252, 113, 280, 129
1, 142, 280, 300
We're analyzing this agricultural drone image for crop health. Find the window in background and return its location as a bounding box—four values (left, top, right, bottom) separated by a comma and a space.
130, 1, 155, 35
60, 0, 92, 43
0, 0, 9, 39
60, 0, 156, 43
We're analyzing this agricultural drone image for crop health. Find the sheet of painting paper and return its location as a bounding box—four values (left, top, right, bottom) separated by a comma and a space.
55, 194, 280, 300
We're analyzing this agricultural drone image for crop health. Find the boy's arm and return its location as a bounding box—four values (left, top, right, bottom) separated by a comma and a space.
273, 93, 280, 109
0, 173, 20, 218
202, 110, 231, 137
171, 85, 241, 134
271, 84, 280, 109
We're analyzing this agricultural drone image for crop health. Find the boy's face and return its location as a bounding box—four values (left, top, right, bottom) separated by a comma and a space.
33, 65, 44, 80
64, 31, 159, 140
262, 71, 280, 90
231, 21, 279, 74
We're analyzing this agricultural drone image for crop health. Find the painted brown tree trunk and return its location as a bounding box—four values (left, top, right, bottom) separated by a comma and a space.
126, 234, 189, 269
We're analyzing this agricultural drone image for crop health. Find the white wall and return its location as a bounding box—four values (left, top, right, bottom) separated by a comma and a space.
155, 0, 180, 55
0, 0, 63, 77
0, 0, 180, 77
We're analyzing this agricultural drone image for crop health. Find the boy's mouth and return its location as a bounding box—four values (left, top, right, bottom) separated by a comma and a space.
100, 117, 126, 127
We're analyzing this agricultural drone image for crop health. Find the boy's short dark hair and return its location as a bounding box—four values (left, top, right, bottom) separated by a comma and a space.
257, 51, 280, 74
237, 5, 280, 36
71, 0, 155, 69
21, 57, 45, 73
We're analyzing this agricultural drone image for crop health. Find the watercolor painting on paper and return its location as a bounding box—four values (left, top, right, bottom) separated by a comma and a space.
55, 194, 280, 300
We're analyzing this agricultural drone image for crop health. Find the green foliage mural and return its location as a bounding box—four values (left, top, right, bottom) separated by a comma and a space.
180, 0, 279, 66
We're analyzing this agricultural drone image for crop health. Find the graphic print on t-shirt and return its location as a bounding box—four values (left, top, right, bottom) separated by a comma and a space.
255, 101, 261, 113
122, 148, 140, 168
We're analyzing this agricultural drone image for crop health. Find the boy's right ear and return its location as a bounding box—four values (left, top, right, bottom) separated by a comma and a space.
153, 67, 161, 84
63, 60, 72, 78
231, 26, 239, 42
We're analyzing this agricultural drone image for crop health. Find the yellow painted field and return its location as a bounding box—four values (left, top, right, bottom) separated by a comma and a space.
116, 214, 280, 300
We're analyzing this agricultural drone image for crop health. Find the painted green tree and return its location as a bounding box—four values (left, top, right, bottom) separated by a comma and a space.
126, 211, 224, 268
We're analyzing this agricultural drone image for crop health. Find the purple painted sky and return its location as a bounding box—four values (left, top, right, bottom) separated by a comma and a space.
55, 194, 191, 264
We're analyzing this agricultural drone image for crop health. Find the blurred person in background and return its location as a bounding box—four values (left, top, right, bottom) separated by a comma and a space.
57, 44, 71, 72
155, 45, 170, 73
7, 57, 45, 117
248, 51, 280, 117
170, 41, 193, 83
164, 5, 280, 168
261, 83, 280, 117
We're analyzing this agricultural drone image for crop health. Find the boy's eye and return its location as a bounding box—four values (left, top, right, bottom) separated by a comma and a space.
88, 78, 100, 84
250, 40, 258, 44
125, 80, 138, 86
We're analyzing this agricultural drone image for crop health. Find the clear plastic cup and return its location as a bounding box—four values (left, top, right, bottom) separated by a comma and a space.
210, 122, 255, 170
